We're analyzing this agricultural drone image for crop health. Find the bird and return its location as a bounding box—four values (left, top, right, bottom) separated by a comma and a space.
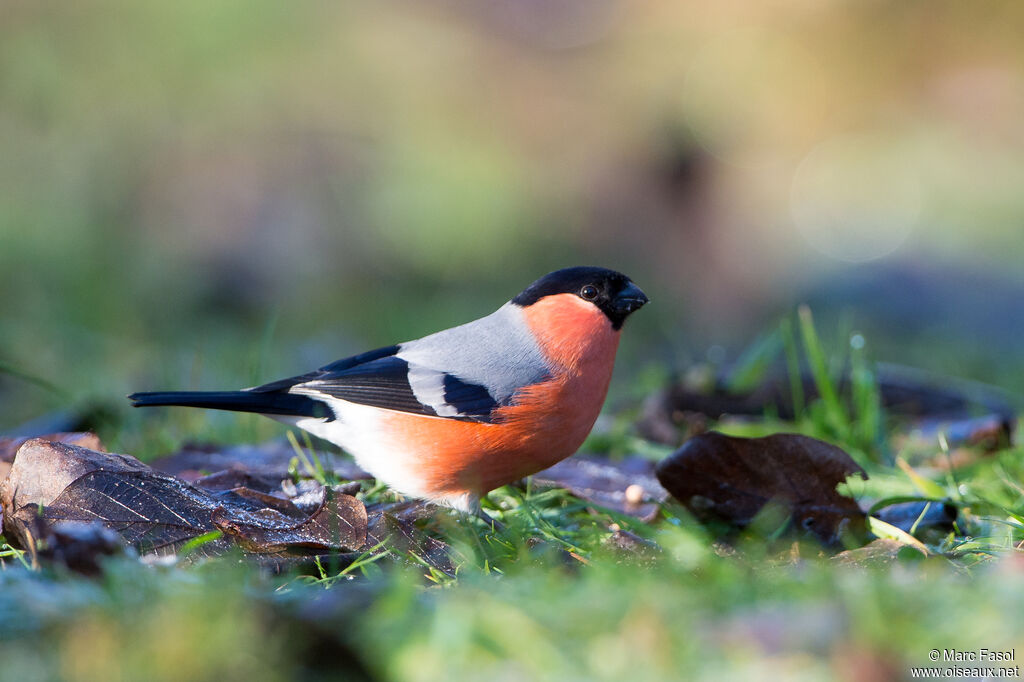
129, 266, 648, 512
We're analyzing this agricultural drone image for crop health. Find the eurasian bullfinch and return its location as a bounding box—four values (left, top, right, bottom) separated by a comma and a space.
130, 266, 648, 511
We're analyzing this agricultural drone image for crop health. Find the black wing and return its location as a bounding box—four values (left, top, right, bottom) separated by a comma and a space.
249, 345, 499, 422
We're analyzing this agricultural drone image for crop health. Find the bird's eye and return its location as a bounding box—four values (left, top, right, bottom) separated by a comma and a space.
580, 284, 599, 300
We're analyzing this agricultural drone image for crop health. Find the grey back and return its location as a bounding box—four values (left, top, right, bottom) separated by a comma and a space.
396, 302, 550, 405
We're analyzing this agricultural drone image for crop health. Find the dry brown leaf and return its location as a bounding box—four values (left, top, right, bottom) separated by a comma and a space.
1, 439, 367, 559
655, 432, 867, 545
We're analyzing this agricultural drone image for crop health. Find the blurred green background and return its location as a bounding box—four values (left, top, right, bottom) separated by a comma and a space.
3, 0, 1024, 441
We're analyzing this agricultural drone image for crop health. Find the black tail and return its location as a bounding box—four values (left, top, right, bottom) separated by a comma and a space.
128, 390, 330, 419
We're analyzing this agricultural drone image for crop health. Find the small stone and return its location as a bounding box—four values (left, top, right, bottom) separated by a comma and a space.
625, 484, 645, 505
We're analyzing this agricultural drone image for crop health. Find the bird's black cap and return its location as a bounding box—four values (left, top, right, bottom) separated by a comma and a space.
511, 266, 649, 329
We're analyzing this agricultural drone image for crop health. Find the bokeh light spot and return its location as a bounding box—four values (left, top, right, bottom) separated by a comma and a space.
791, 133, 922, 263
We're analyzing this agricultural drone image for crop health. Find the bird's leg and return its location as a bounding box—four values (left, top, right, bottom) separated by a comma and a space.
433, 491, 506, 533
473, 506, 506, 534
457, 493, 507, 533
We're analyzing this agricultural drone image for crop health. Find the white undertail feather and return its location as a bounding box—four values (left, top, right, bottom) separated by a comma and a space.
281, 394, 453, 504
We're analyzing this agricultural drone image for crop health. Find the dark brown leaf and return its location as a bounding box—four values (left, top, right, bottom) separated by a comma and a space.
44, 467, 231, 555
364, 502, 454, 577
220, 486, 308, 515
655, 432, 868, 545
25, 519, 128, 575
1, 439, 149, 532
191, 469, 293, 494
1, 438, 367, 558
212, 487, 367, 553
0, 432, 105, 483
533, 455, 668, 520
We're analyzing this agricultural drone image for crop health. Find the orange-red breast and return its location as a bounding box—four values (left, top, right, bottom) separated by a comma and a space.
130, 267, 648, 511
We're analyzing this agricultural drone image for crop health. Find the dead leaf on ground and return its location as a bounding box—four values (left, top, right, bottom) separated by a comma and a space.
1, 439, 368, 560
655, 432, 868, 545
212, 487, 367, 553
533, 455, 668, 520
364, 502, 454, 577
23, 519, 128, 574
0, 432, 105, 484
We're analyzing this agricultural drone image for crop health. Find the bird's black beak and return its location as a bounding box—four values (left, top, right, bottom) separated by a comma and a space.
612, 282, 649, 315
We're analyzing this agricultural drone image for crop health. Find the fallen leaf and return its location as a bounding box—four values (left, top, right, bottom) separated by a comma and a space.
364, 502, 454, 577
7, 442, 230, 555
533, 455, 668, 520
655, 432, 868, 545
220, 486, 308, 516
2, 439, 146, 517
27, 519, 128, 575
191, 468, 295, 494
1, 438, 367, 558
0, 432, 105, 483
212, 487, 367, 553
